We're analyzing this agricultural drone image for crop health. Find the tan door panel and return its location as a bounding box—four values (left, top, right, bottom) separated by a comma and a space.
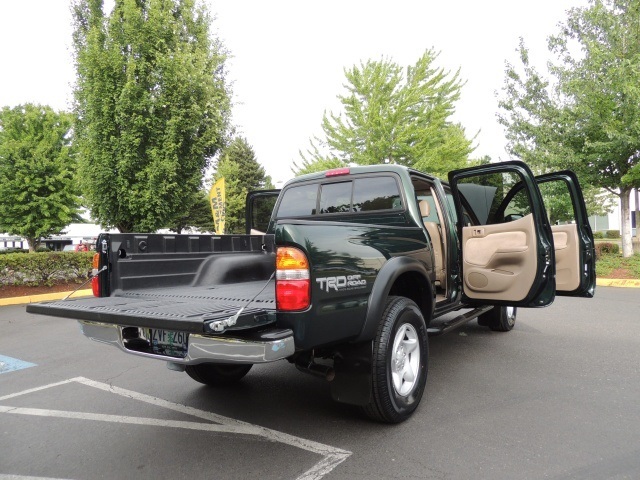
552, 224, 580, 292
462, 214, 538, 301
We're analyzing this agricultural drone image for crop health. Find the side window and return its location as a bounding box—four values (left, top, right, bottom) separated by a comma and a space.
353, 177, 402, 212
276, 184, 318, 217
537, 179, 576, 224
248, 194, 278, 232
319, 182, 352, 214
457, 171, 531, 226
503, 188, 532, 222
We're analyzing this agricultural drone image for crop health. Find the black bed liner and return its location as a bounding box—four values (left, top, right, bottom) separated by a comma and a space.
26, 280, 276, 334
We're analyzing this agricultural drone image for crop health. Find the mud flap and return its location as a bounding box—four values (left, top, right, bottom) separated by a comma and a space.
330, 341, 373, 406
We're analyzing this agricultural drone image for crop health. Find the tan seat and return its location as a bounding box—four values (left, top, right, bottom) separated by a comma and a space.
419, 200, 445, 285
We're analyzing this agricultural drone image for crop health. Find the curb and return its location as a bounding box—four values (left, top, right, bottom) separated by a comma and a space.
0, 289, 92, 307
595, 278, 640, 288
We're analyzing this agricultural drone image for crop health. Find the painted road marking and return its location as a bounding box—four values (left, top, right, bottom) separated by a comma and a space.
596, 278, 640, 288
0, 377, 351, 480
0, 355, 36, 374
0, 476, 72, 480
0, 473, 73, 480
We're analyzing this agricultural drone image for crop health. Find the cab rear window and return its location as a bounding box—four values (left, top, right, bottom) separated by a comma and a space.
276, 183, 318, 217
276, 175, 402, 218
353, 177, 402, 212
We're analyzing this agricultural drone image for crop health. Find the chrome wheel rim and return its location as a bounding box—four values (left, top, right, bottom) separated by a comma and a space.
505, 306, 516, 327
391, 323, 420, 397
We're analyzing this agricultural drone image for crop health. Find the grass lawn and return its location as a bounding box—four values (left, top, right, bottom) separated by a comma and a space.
596, 252, 640, 279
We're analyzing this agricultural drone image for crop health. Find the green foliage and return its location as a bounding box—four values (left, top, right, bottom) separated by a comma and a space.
498, 0, 640, 256
166, 189, 214, 233
605, 229, 621, 239
295, 50, 474, 178
294, 156, 346, 176
0, 251, 93, 286
593, 231, 605, 239
213, 137, 273, 233
596, 252, 640, 278
0, 104, 80, 252
0, 248, 28, 255
595, 242, 620, 259
72, 0, 231, 232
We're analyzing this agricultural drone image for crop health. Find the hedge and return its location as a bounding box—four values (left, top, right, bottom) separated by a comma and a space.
594, 242, 620, 260
605, 230, 621, 239
0, 251, 94, 287
593, 231, 605, 239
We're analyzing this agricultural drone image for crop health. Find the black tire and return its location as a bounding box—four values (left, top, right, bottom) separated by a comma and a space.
478, 306, 517, 332
185, 363, 252, 386
363, 296, 429, 423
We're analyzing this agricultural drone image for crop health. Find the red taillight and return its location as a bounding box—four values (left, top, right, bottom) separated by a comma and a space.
325, 167, 350, 177
276, 247, 310, 311
92, 253, 101, 297
92, 276, 100, 297
276, 280, 310, 311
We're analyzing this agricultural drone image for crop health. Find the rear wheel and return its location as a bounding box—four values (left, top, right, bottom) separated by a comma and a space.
363, 296, 428, 423
478, 306, 517, 332
185, 363, 252, 386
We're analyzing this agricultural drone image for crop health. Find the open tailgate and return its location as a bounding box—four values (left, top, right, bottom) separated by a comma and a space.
27, 281, 276, 334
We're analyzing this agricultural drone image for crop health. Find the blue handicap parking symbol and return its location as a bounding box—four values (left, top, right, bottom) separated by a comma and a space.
0, 354, 37, 374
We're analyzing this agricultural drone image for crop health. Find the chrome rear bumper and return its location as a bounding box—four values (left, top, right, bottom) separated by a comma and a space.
79, 320, 295, 365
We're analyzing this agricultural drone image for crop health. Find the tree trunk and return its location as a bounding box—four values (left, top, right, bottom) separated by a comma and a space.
26, 236, 39, 253
620, 188, 633, 257
635, 188, 640, 241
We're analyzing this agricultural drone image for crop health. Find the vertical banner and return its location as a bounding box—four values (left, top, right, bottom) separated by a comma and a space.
209, 177, 226, 234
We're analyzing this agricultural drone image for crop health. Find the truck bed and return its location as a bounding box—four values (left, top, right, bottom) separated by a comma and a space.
27, 279, 276, 334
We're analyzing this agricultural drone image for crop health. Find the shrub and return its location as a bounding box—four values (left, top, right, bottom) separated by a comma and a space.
0, 248, 28, 255
0, 251, 93, 287
594, 242, 619, 260
592, 231, 605, 239
605, 229, 621, 239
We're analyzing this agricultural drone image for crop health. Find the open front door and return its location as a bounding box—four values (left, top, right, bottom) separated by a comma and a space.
448, 161, 556, 308
245, 190, 280, 234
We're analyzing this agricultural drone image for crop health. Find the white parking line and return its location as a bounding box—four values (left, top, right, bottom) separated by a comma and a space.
0, 476, 72, 480
0, 377, 351, 480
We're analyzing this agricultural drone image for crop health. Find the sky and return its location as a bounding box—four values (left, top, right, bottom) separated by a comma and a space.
0, 0, 590, 185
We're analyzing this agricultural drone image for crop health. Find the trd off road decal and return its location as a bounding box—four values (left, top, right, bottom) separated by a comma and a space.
316, 275, 367, 292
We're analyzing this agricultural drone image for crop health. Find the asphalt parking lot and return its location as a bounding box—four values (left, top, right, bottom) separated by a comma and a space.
1, 287, 639, 479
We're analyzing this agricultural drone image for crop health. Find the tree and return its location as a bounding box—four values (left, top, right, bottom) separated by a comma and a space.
213, 137, 273, 233
72, 0, 231, 232
295, 50, 474, 178
498, 0, 640, 257
166, 189, 214, 234
0, 104, 79, 252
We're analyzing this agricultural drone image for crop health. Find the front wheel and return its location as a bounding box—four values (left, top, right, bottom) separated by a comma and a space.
363, 296, 429, 423
478, 306, 517, 332
185, 363, 252, 386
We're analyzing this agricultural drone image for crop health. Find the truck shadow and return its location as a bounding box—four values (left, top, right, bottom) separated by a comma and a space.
177, 319, 516, 430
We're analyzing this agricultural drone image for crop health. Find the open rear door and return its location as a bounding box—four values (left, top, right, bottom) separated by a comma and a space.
448, 161, 556, 308
535, 171, 595, 297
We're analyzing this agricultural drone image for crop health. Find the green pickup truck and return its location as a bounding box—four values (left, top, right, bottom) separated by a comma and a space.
27, 161, 595, 423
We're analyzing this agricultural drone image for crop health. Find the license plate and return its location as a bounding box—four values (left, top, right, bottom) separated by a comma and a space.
148, 329, 188, 357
